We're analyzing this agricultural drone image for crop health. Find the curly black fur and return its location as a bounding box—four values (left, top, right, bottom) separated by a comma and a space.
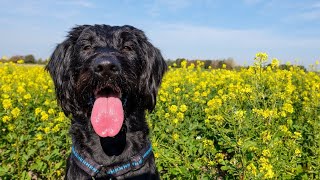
46, 25, 167, 179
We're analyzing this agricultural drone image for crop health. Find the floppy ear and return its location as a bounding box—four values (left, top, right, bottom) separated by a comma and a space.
46, 25, 88, 117
46, 39, 74, 116
139, 42, 167, 111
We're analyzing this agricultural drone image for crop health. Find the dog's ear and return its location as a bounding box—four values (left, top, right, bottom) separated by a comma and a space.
46, 25, 88, 116
139, 41, 167, 111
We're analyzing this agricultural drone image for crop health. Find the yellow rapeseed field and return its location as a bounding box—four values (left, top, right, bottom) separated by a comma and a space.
0, 53, 319, 179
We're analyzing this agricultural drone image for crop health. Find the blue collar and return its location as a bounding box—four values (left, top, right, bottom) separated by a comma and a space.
71, 142, 153, 178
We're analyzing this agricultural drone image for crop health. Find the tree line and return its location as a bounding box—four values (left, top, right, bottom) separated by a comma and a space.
0, 55, 49, 64
167, 58, 307, 71
1, 54, 308, 71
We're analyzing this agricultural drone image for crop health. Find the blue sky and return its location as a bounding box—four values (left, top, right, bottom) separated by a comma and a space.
0, 0, 319, 66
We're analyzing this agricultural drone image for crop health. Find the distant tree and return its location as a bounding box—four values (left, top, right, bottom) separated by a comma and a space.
224, 58, 236, 69
38, 58, 43, 64
1, 56, 9, 62
9, 55, 24, 63
43, 58, 50, 65
24, 54, 36, 64
175, 58, 186, 67
165, 59, 175, 67
204, 60, 212, 69
278, 64, 307, 72
213, 58, 236, 70
210, 60, 219, 69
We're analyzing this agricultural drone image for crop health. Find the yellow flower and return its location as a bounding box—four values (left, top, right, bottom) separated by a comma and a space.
35, 134, 43, 140
35, 108, 42, 116
282, 102, 294, 113
41, 111, 49, 121
201, 91, 208, 97
56, 170, 61, 176
207, 98, 222, 108
173, 88, 181, 93
259, 157, 274, 179
181, 60, 187, 68
58, 112, 65, 117
44, 99, 50, 106
246, 163, 257, 176
179, 104, 188, 112
203, 139, 214, 147
2, 115, 11, 123
159, 96, 166, 102
2, 94, 10, 99
169, 105, 178, 113
1, 85, 12, 93
254, 52, 268, 64
264, 168, 275, 179
8, 124, 15, 131
177, 112, 184, 119
2, 99, 12, 110
208, 160, 215, 166
234, 110, 246, 119
164, 113, 170, 118
293, 131, 302, 139
261, 130, 271, 143
16, 86, 26, 94
271, 58, 280, 68
262, 149, 271, 157
48, 108, 55, 115
17, 59, 24, 64
295, 148, 301, 157
213, 115, 224, 122
172, 133, 179, 141
249, 146, 258, 152
11, 107, 21, 118
23, 93, 32, 100
173, 118, 179, 124
43, 127, 50, 134
215, 153, 225, 163
279, 125, 288, 133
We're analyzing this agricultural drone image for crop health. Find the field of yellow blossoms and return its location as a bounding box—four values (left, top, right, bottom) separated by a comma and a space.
0, 53, 319, 179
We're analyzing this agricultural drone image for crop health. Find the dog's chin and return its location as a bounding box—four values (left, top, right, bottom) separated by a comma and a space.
99, 125, 127, 156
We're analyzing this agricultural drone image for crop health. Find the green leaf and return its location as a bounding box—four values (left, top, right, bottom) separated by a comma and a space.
221, 166, 229, 171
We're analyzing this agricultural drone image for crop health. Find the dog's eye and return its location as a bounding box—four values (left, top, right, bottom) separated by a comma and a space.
122, 46, 132, 52
83, 45, 92, 51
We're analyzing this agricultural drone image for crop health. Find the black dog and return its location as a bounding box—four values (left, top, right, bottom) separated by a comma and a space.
46, 25, 167, 179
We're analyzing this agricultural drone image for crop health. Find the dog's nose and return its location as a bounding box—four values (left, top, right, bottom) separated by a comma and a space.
93, 58, 120, 76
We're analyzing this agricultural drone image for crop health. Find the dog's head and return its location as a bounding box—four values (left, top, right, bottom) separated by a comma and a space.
46, 25, 167, 137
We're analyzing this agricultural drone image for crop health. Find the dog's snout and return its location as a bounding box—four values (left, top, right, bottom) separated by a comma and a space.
93, 58, 120, 76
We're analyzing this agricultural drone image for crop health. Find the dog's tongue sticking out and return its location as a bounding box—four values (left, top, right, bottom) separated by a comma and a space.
90, 96, 124, 137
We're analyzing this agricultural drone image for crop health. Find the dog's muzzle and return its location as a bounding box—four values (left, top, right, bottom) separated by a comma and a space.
93, 56, 121, 77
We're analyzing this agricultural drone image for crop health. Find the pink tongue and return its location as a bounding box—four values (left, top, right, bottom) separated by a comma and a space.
90, 96, 124, 137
